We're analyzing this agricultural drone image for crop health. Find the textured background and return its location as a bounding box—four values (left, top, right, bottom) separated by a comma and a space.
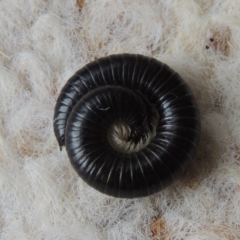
1, 0, 240, 239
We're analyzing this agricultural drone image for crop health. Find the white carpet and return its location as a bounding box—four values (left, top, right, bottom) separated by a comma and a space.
1, 0, 240, 239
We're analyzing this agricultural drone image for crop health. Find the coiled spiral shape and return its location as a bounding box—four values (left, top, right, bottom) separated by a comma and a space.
53, 54, 200, 198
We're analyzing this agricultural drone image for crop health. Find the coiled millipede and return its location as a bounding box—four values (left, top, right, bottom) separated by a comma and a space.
53, 54, 200, 198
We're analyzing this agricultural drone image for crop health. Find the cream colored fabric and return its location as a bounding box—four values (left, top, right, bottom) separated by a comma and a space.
0, 0, 240, 239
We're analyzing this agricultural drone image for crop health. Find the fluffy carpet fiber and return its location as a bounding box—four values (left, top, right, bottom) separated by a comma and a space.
1, 0, 240, 239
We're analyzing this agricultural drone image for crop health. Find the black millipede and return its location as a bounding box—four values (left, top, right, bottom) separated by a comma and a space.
53, 53, 201, 198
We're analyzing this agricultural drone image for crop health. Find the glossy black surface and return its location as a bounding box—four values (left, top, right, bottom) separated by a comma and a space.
53, 54, 201, 198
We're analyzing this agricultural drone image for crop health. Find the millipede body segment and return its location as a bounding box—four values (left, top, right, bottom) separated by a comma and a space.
53, 54, 201, 198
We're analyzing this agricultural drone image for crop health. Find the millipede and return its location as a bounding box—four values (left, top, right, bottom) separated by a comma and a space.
53, 53, 201, 198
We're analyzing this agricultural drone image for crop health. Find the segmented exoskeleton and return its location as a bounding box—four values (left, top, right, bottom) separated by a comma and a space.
53, 54, 200, 198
